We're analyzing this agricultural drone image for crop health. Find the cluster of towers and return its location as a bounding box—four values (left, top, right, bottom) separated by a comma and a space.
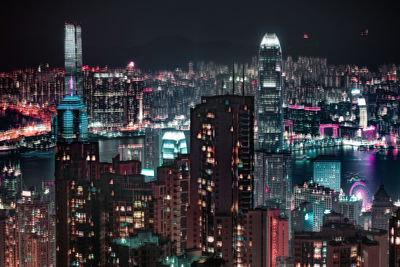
53, 22, 292, 266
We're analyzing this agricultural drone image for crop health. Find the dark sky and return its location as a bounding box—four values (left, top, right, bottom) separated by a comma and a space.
1, 0, 399, 71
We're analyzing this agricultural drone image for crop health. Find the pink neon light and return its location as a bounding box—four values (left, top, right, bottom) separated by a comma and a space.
362, 126, 376, 132
69, 77, 74, 96
319, 124, 339, 138
289, 105, 304, 110
304, 106, 321, 111
320, 124, 339, 129
349, 181, 371, 209
128, 61, 135, 68
288, 105, 320, 111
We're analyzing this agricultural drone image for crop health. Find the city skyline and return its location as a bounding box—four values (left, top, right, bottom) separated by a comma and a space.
2, 8, 400, 266
1, 0, 400, 71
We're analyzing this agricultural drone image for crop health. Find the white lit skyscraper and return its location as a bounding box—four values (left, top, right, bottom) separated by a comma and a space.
257, 33, 283, 152
64, 23, 82, 96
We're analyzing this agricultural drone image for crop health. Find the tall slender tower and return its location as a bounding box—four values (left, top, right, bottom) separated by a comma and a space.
257, 33, 283, 152
64, 23, 83, 96
56, 24, 101, 267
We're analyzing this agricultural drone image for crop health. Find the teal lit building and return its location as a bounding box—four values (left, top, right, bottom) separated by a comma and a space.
55, 94, 88, 142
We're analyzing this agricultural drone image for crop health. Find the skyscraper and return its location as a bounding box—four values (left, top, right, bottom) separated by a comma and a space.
257, 33, 283, 152
294, 179, 339, 232
390, 208, 400, 267
56, 23, 102, 266
254, 151, 291, 210
313, 156, 341, 192
153, 155, 190, 256
64, 23, 82, 96
371, 184, 393, 231
188, 95, 254, 265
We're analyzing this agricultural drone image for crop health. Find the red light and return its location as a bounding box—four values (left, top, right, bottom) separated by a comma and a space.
128, 61, 135, 68
303, 34, 309, 39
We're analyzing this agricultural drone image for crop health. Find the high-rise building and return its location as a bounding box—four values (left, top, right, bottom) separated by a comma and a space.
55, 23, 102, 266
64, 23, 82, 96
160, 130, 188, 166
90, 72, 126, 129
390, 208, 400, 267
254, 151, 291, 210
0, 202, 18, 266
294, 179, 339, 231
241, 208, 289, 267
17, 191, 52, 267
0, 163, 22, 203
313, 156, 341, 192
55, 140, 100, 266
257, 33, 283, 152
153, 155, 190, 256
371, 184, 393, 231
55, 94, 88, 143
294, 214, 388, 267
292, 202, 314, 232
338, 195, 363, 226
188, 95, 254, 265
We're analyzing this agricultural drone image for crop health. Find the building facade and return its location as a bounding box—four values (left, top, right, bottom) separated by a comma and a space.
188, 95, 254, 265
313, 156, 341, 192
257, 33, 283, 152
64, 23, 82, 96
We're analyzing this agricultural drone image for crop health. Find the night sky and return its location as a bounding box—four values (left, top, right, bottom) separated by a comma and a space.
1, 0, 399, 71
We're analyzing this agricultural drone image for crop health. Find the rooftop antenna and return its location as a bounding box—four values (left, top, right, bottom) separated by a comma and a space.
242, 64, 245, 96
232, 61, 235, 95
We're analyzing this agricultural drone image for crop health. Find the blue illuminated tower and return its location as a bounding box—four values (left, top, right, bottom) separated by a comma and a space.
55, 24, 100, 266
55, 95, 88, 142
56, 23, 88, 143
257, 33, 283, 152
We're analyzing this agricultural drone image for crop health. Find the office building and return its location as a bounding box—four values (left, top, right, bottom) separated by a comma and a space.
0, 163, 22, 203
241, 208, 289, 267
294, 179, 339, 231
338, 195, 363, 226
254, 151, 291, 210
0, 202, 18, 266
64, 23, 82, 96
90, 72, 126, 129
153, 155, 190, 256
160, 130, 188, 166
313, 156, 341, 192
17, 191, 52, 267
292, 202, 313, 232
371, 184, 393, 231
55, 23, 102, 265
257, 33, 283, 152
294, 214, 388, 267
188, 95, 254, 265
390, 208, 400, 267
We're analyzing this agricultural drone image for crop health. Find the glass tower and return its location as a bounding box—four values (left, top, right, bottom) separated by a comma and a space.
257, 33, 283, 152
64, 23, 82, 96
